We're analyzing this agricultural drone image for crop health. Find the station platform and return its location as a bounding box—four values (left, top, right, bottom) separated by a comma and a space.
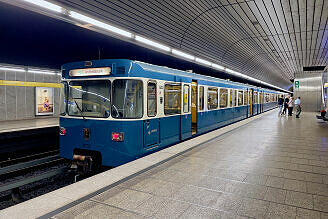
0, 117, 58, 133
2, 110, 328, 219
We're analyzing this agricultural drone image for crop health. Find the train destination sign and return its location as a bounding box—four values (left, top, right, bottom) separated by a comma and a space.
69, 67, 111, 76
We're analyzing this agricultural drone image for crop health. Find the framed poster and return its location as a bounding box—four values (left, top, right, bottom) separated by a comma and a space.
35, 87, 54, 115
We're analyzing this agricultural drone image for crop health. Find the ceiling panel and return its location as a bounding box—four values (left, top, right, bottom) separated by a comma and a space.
50, 0, 328, 88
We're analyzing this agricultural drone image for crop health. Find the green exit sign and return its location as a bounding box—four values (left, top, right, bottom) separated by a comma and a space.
295, 81, 299, 88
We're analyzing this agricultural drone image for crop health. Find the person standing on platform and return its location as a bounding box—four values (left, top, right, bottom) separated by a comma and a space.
295, 97, 301, 118
288, 96, 294, 116
282, 95, 289, 115
278, 95, 284, 115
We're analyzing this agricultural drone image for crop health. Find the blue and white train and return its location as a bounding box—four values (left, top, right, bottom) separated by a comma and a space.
59, 59, 282, 168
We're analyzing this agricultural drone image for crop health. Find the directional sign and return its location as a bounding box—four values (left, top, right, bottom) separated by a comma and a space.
295, 81, 299, 88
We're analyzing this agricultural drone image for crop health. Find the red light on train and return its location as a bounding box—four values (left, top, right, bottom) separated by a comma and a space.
60, 127, 66, 136
112, 132, 124, 141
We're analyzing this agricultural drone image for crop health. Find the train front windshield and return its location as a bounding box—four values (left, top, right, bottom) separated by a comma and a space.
67, 80, 111, 118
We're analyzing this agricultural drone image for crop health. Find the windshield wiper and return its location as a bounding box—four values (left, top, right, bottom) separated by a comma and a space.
74, 99, 86, 120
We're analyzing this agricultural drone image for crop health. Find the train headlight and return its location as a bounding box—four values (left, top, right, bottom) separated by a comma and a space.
112, 132, 124, 141
60, 127, 66, 136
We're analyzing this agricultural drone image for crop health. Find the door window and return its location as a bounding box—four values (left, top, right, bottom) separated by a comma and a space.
183, 85, 190, 113
199, 86, 204, 111
147, 82, 157, 117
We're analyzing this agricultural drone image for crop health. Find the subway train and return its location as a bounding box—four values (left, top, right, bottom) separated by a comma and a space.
59, 59, 282, 169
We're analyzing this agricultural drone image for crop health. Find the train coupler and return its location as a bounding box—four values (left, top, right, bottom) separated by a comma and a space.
71, 154, 93, 175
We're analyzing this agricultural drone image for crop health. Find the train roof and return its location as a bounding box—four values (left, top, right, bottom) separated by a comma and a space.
62, 59, 281, 93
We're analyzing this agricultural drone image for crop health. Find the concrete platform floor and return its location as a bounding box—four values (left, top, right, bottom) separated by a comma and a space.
0, 117, 58, 133
48, 112, 328, 218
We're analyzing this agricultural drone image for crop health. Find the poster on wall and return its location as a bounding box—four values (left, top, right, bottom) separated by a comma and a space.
35, 87, 54, 115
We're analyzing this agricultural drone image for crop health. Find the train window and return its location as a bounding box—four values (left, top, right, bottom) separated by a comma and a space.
243, 90, 248, 105
208, 87, 218, 110
234, 90, 237, 107
164, 84, 181, 115
238, 91, 243, 106
265, 93, 269, 103
229, 89, 233, 107
220, 88, 228, 108
60, 82, 67, 115
112, 79, 143, 119
147, 82, 157, 117
199, 86, 204, 111
254, 92, 258, 104
183, 85, 190, 113
68, 80, 111, 118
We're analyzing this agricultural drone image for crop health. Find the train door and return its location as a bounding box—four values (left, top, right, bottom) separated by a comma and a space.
191, 81, 197, 135
144, 81, 159, 148
181, 83, 192, 140
249, 89, 253, 116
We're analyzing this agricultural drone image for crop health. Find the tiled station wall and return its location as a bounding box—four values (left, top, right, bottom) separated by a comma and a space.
0, 65, 61, 121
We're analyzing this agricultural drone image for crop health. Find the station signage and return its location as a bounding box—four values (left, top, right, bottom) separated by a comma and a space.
295, 81, 299, 88
69, 67, 111, 77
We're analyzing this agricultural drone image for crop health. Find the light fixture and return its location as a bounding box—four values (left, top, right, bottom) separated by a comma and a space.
195, 57, 212, 66
172, 49, 195, 60
70, 11, 132, 38
135, 35, 170, 52
211, 63, 225, 70
0, 67, 25, 72
23, 0, 62, 13
28, 69, 60, 75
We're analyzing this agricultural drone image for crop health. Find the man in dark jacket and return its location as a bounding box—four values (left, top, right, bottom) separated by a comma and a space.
282, 96, 289, 115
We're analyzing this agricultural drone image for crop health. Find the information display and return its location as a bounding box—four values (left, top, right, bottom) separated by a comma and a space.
69, 67, 111, 77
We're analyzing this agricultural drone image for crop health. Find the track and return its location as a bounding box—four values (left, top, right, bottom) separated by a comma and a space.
0, 127, 59, 162
0, 153, 72, 209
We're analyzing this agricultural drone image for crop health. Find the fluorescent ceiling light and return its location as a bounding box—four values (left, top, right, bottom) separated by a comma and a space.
195, 57, 212, 66
23, 0, 62, 13
0, 67, 25, 72
172, 49, 195, 60
211, 63, 225, 70
70, 11, 132, 38
135, 35, 170, 52
28, 69, 59, 75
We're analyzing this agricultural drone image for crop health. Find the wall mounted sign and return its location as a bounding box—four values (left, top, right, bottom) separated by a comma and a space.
295, 81, 299, 88
35, 87, 54, 115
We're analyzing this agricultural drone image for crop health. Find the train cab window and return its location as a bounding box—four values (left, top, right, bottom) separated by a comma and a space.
243, 90, 248, 105
147, 82, 157, 117
207, 87, 218, 110
233, 90, 237, 107
68, 80, 111, 118
220, 88, 228, 108
238, 90, 243, 106
112, 79, 143, 119
164, 84, 181, 115
60, 82, 67, 115
183, 85, 190, 113
199, 86, 204, 111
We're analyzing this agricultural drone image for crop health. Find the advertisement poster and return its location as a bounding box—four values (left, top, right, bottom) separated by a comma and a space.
35, 87, 54, 115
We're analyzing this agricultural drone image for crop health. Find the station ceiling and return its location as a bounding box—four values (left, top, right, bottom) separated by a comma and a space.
3, 0, 328, 90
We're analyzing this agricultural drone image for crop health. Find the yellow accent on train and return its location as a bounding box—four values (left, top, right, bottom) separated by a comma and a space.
0, 80, 62, 88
